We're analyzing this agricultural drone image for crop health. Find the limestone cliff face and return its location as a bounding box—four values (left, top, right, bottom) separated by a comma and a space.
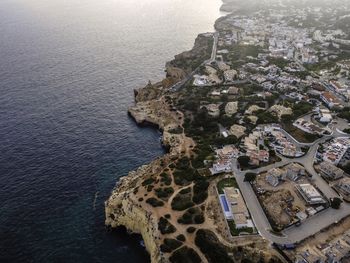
105, 162, 166, 263
128, 94, 187, 154
105, 15, 212, 263
106, 86, 187, 263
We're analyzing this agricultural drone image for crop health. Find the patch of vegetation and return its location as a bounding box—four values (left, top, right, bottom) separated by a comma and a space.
330, 197, 342, 209
179, 187, 191, 195
171, 190, 195, 211
146, 198, 164, 207
341, 163, 350, 174
338, 107, 350, 122
192, 179, 209, 204
305, 61, 337, 73
343, 128, 350, 134
165, 214, 171, 219
176, 156, 191, 170
169, 246, 201, 263
176, 234, 186, 242
147, 185, 154, 192
240, 84, 263, 96
226, 45, 265, 61
160, 172, 172, 186
211, 135, 238, 147
187, 227, 197, 234
283, 122, 320, 143
155, 187, 174, 200
178, 207, 205, 225
237, 156, 251, 169
142, 177, 155, 186
217, 178, 238, 194
195, 229, 233, 263
173, 168, 199, 186
158, 217, 177, 234
160, 238, 183, 253
244, 172, 257, 182
257, 111, 279, 124
291, 101, 313, 119
169, 126, 184, 134
169, 34, 214, 72
268, 57, 290, 69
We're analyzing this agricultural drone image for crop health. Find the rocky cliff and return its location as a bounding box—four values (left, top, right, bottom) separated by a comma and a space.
105, 159, 166, 263
105, 81, 191, 262
105, 9, 229, 263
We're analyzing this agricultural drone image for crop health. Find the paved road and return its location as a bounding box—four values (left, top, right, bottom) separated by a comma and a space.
169, 32, 219, 92
231, 122, 350, 245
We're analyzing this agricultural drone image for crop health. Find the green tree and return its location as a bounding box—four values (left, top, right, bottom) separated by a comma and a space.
244, 172, 257, 182
269, 149, 276, 157
238, 156, 250, 167
330, 198, 342, 209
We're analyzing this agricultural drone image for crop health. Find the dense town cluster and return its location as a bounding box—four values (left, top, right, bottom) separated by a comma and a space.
176, 2, 350, 262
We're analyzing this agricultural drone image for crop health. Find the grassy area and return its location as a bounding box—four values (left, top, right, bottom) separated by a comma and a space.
227, 220, 254, 236
217, 178, 238, 194
283, 123, 320, 143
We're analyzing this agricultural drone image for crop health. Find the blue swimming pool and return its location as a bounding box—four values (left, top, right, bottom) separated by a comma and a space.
220, 195, 230, 212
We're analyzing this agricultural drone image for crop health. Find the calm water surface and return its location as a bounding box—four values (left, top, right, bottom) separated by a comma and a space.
0, 0, 222, 262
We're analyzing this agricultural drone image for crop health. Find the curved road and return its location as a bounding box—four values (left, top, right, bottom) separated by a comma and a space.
169, 32, 219, 92
231, 122, 350, 246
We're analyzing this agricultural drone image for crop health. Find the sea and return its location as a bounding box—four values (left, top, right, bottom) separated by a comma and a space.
0, 0, 223, 262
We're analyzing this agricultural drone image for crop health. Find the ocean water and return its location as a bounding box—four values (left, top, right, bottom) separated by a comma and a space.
0, 0, 222, 262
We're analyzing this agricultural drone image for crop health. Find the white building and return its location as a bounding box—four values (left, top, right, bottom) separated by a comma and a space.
296, 184, 326, 205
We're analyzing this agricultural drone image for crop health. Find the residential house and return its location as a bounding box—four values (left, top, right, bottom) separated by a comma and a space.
319, 161, 344, 181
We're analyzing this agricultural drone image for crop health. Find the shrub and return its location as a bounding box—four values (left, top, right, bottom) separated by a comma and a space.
176, 234, 186, 242
244, 172, 257, 182
178, 208, 204, 225
194, 214, 205, 224
195, 229, 233, 263
160, 238, 182, 253
173, 168, 198, 186
155, 187, 174, 200
160, 172, 172, 186
158, 217, 176, 234
343, 128, 350, 134
142, 178, 155, 186
257, 111, 278, 124
171, 193, 194, 211
169, 126, 184, 134
176, 156, 191, 170
238, 156, 250, 167
146, 198, 164, 207
192, 179, 209, 204
165, 214, 171, 219
179, 187, 192, 195
169, 246, 201, 263
330, 197, 342, 209
187, 227, 196, 234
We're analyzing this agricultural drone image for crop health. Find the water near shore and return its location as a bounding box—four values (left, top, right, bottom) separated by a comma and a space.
0, 0, 222, 262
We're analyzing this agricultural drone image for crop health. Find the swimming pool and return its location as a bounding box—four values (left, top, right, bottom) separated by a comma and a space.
220, 195, 230, 212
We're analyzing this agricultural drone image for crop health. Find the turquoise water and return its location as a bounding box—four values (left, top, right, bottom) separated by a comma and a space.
0, 0, 222, 262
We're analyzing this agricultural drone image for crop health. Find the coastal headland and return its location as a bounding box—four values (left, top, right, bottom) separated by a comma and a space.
106, 0, 350, 262
105, 2, 281, 263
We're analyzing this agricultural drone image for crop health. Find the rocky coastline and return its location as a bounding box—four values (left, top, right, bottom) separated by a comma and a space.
105, 2, 276, 263
105, 38, 201, 263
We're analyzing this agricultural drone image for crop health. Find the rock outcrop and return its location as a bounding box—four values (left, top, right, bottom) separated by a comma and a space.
106, 81, 193, 263
105, 8, 227, 263
105, 160, 166, 263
